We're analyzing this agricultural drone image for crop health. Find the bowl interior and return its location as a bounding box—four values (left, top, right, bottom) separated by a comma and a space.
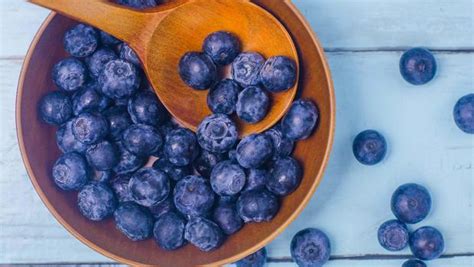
17, 1, 334, 266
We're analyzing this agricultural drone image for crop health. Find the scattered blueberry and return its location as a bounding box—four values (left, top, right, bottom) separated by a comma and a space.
402, 259, 427, 267
207, 79, 240, 115
153, 157, 192, 182
260, 56, 297, 92
409, 226, 444, 260
267, 156, 302, 196
453, 93, 474, 134
232, 52, 265, 88
203, 31, 241, 66
164, 128, 199, 166
72, 112, 109, 145
400, 48, 437, 85
281, 99, 318, 141
86, 48, 118, 78
114, 202, 153, 241
52, 152, 90, 191
64, 24, 98, 58
179, 52, 217, 90
56, 120, 88, 153
99, 30, 121, 47
352, 130, 387, 165
193, 149, 226, 178
121, 123, 162, 156
236, 86, 270, 124
38, 91, 72, 126
153, 211, 186, 250
173, 175, 215, 217
236, 133, 273, 169
109, 174, 133, 202
99, 59, 140, 99
212, 198, 243, 235
197, 114, 238, 153
77, 182, 117, 221
116, 0, 157, 9
119, 43, 141, 66
391, 183, 431, 224
128, 90, 168, 127
184, 217, 224, 252
72, 82, 111, 115
237, 189, 279, 223
243, 168, 269, 192
103, 106, 132, 141
85, 140, 120, 171
52, 57, 87, 92
210, 160, 246, 196
265, 126, 294, 159
149, 194, 175, 219
236, 247, 267, 267
377, 219, 409, 251
129, 167, 170, 207
291, 228, 331, 267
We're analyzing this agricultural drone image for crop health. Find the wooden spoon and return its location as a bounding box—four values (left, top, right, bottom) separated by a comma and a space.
29, 0, 299, 137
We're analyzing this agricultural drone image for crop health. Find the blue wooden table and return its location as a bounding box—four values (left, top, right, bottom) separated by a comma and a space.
0, 0, 472, 266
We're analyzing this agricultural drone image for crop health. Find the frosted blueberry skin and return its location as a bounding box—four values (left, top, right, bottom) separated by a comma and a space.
193, 149, 226, 178
93, 170, 112, 183
121, 124, 162, 157
52, 58, 87, 92
236, 247, 267, 267
291, 228, 331, 267
409, 226, 444, 260
99, 30, 121, 47
281, 99, 319, 141
400, 48, 437, 85
39, 91, 72, 126
237, 189, 279, 223
98, 59, 141, 99
266, 156, 302, 196
243, 168, 269, 192
184, 217, 224, 252
113, 202, 153, 241
77, 182, 117, 221
453, 93, 474, 134
236, 133, 274, 169
109, 174, 133, 203
227, 149, 238, 163
402, 259, 427, 267
265, 126, 294, 160
56, 120, 88, 154
179, 52, 217, 90
113, 142, 146, 175
352, 130, 387, 165
197, 114, 238, 153
203, 31, 241, 66
129, 167, 170, 207
72, 112, 109, 145
164, 128, 199, 166
63, 24, 98, 58
116, 0, 158, 9
52, 152, 90, 191
173, 175, 215, 217
210, 160, 246, 196
236, 86, 270, 124
72, 82, 111, 116
207, 79, 241, 115
391, 183, 431, 224
212, 198, 243, 235
128, 91, 168, 127
153, 211, 187, 250
85, 140, 120, 171
260, 56, 297, 92
153, 157, 192, 182
86, 48, 118, 78
377, 220, 409, 251
103, 106, 132, 141
149, 194, 175, 219
119, 43, 141, 66
231, 52, 265, 88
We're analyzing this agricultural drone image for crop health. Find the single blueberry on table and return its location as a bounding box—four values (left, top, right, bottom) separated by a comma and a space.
119, 43, 141, 66
93, 170, 112, 183
184, 217, 224, 252
236, 86, 270, 124
260, 56, 297, 92
39, 91, 72, 126
402, 259, 427, 267
281, 99, 319, 141
267, 156, 302, 196
203, 31, 241, 66
148, 194, 175, 219
400, 48, 437, 85
77, 182, 117, 221
236, 133, 274, 169
109, 174, 133, 203
232, 52, 265, 88
453, 93, 474, 134
164, 128, 199, 166
64, 24, 98, 58
72, 82, 111, 116
52, 57, 87, 92
153, 157, 192, 182
86, 48, 118, 78
377, 219, 409, 251
391, 183, 431, 224
173, 175, 215, 217
85, 140, 120, 171
291, 228, 331, 267
153, 211, 187, 250
99, 30, 121, 47
103, 106, 132, 141
212, 198, 243, 235
72, 112, 109, 145
56, 120, 88, 154
179, 52, 217, 90
114, 202, 153, 241
129, 167, 170, 207
243, 168, 269, 192
128, 90, 168, 127
113, 142, 146, 175
193, 149, 226, 178
237, 189, 279, 223
210, 160, 246, 196
121, 123, 162, 157
207, 79, 240, 115
116, 0, 157, 9
409, 226, 444, 261
352, 129, 387, 165
236, 247, 267, 267
197, 114, 238, 153
265, 126, 294, 160
99, 59, 141, 99
52, 152, 90, 191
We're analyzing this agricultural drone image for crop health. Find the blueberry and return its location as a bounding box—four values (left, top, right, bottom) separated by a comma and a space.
72, 82, 111, 115
99, 30, 121, 47
207, 79, 240, 115
402, 259, 427, 267
85, 140, 119, 171
86, 48, 118, 78
228, 149, 237, 163
236, 133, 273, 169
121, 124, 162, 156
236, 247, 267, 267
193, 149, 226, 178
232, 52, 265, 88
409, 226, 444, 260
128, 91, 168, 127
56, 120, 88, 153
179, 52, 217, 90
114, 97, 129, 107
243, 168, 269, 192
184, 217, 224, 252
52, 152, 90, 191
52, 58, 87, 92
153, 211, 186, 250
265, 126, 294, 159
77, 182, 117, 221
453, 93, 474, 134
212, 198, 243, 235
38, 91, 72, 126
236, 86, 270, 124
113, 142, 146, 175
164, 128, 199, 166
103, 106, 133, 141
72, 112, 109, 145
352, 130, 387, 165
290, 228, 331, 267
210, 160, 246, 196
377, 220, 409, 251
149, 194, 175, 219
391, 183, 431, 224
114, 202, 153, 241
237, 189, 279, 223
197, 114, 238, 153
116, 0, 157, 9
109, 174, 133, 202
260, 56, 297, 92
153, 157, 192, 182
203, 31, 241, 66
281, 99, 319, 141
99, 59, 140, 99
400, 48, 437, 85
64, 24, 98, 58
129, 167, 170, 207
93, 170, 112, 183
173, 175, 215, 217
266, 156, 302, 196
119, 43, 141, 66
158, 120, 178, 138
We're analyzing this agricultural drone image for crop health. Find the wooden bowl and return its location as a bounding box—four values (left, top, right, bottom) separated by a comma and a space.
16, 1, 335, 266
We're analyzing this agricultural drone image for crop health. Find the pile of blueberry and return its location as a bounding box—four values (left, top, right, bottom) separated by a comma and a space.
179, 31, 297, 124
